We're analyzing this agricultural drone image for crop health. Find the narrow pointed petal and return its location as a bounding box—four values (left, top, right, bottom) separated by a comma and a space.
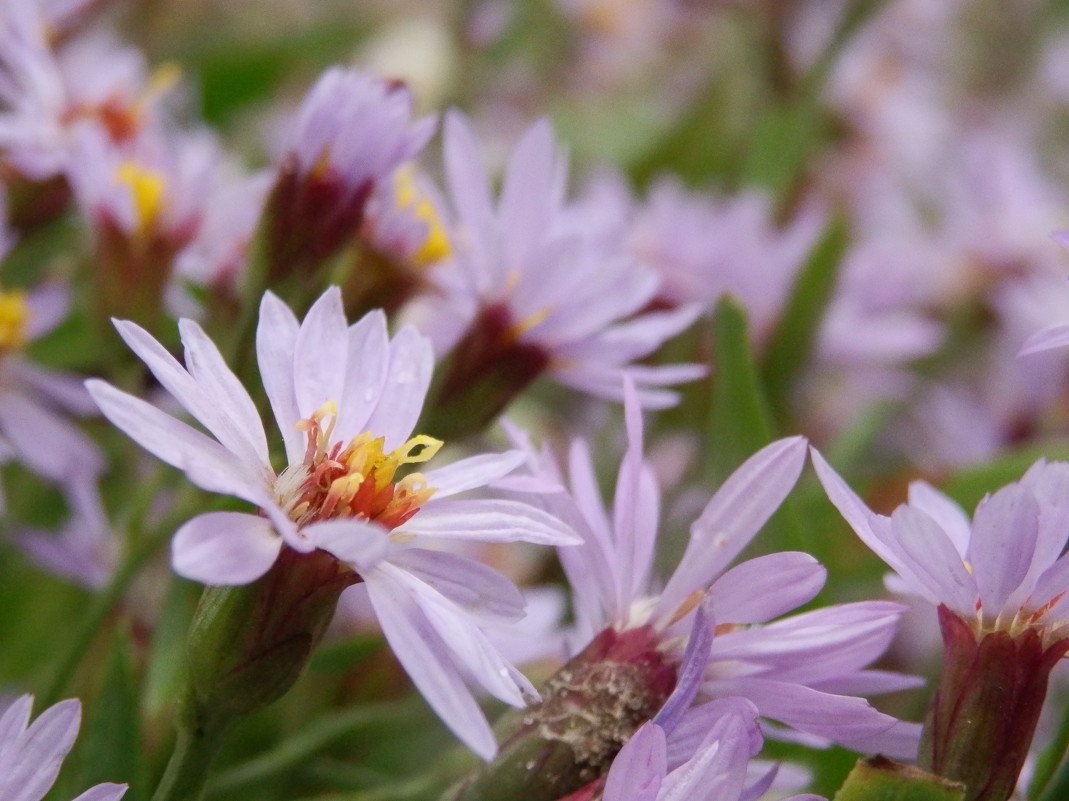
708, 553, 826, 624
390, 548, 526, 622
293, 287, 349, 418
906, 481, 971, 556
179, 318, 268, 464
968, 484, 1039, 616
363, 565, 499, 760
363, 325, 433, 451
86, 380, 269, 503
403, 498, 580, 545
3, 698, 80, 801
70, 785, 128, 801
256, 290, 303, 463
889, 505, 977, 614
335, 309, 389, 441
304, 518, 390, 574
112, 319, 266, 470
1019, 321, 1069, 355
659, 437, 807, 617
422, 451, 524, 498
171, 512, 282, 585
603, 722, 666, 801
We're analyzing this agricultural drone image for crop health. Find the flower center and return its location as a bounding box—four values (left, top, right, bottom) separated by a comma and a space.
0, 288, 30, 352
276, 400, 442, 531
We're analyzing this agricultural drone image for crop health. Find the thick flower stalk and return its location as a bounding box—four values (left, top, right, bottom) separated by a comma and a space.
813, 451, 1069, 801
87, 286, 579, 786
0, 695, 127, 801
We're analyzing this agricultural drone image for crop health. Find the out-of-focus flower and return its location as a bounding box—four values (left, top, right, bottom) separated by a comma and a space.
409, 112, 704, 437
0, 2, 176, 182
0, 280, 103, 493
812, 451, 1069, 801
87, 285, 579, 759
627, 178, 823, 343
0, 695, 127, 801
253, 66, 435, 289
16, 477, 117, 589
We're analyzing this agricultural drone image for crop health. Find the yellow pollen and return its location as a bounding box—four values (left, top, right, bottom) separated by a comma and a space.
281, 401, 443, 530
0, 288, 29, 351
115, 161, 166, 234
393, 166, 450, 266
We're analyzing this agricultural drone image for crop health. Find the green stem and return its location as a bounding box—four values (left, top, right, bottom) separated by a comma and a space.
1037, 736, 1069, 801
150, 723, 228, 801
1030, 702, 1069, 799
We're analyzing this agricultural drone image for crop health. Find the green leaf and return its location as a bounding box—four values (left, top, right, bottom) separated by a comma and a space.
939, 440, 1069, 512
761, 214, 849, 426
79, 627, 143, 798
833, 756, 964, 801
707, 295, 776, 483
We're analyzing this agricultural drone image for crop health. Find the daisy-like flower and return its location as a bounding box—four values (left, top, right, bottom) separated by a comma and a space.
812, 451, 1069, 801
451, 385, 916, 801
256, 66, 435, 286
0, 695, 126, 801
407, 111, 704, 437
0, 2, 175, 182
86, 286, 578, 759
0, 202, 104, 490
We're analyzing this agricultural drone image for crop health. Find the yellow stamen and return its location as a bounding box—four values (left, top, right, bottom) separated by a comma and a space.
0, 288, 29, 351
507, 307, 550, 339
115, 161, 167, 234
393, 166, 451, 266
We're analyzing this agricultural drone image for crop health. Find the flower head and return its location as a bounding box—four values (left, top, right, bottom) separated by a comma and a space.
408, 111, 704, 431
87, 286, 579, 758
504, 383, 919, 756
0, 695, 126, 801
812, 451, 1069, 801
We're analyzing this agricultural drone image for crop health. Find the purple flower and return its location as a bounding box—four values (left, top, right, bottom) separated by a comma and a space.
0, 278, 103, 492
87, 286, 579, 759
0, 695, 127, 801
599, 700, 824, 801
812, 451, 1069, 800
506, 382, 920, 756
259, 67, 435, 280
408, 111, 704, 415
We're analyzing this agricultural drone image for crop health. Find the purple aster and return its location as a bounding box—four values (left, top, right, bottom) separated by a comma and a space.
595, 700, 824, 801
0, 695, 126, 801
86, 285, 579, 759
502, 382, 920, 757
0, 272, 103, 492
405, 111, 704, 431
0, 2, 174, 181
812, 450, 1069, 801
258, 67, 435, 282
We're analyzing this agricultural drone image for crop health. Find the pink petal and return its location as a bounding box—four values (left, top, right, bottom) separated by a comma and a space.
404, 498, 580, 545
256, 291, 303, 463
658, 437, 807, 618
293, 287, 349, 419
708, 552, 826, 624
171, 512, 282, 585
603, 722, 666, 801
362, 325, 433, 451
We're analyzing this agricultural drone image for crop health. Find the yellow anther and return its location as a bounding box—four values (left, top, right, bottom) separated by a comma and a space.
115, 161, 166, 234
0, 288, 29, 351
507, 307, 550, 339
393, 166, 451, 266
